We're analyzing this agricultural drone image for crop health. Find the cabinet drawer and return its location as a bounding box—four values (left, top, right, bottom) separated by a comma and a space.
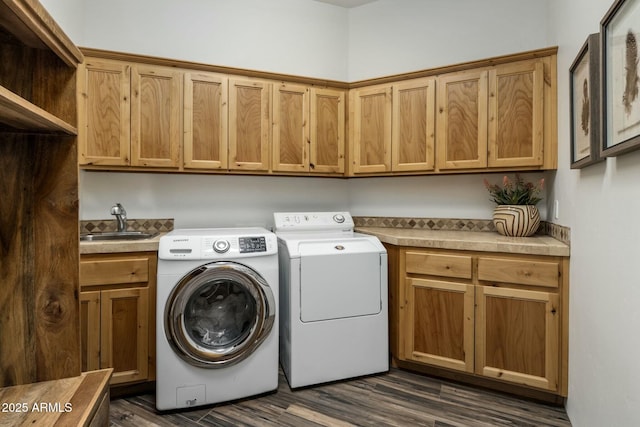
477, 257, 559, 288
405, 251, 472, 279
80, 257, 150, 287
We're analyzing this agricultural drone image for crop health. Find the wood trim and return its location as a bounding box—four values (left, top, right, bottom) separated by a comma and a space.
559, 257, 569, 397
80, 291, 101, 373
80, 46, 557, 91
0, 0, 84, 67
349, 47, 558, 88
0, 86, 77, 134
80, 47, 349, 89
543, 54, 558, 169
0, 369, 112, 426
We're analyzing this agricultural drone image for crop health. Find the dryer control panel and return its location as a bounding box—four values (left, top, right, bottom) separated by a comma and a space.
273, 212, 354, 232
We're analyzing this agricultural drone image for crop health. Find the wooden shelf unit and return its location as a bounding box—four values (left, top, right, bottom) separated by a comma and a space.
0, 0, 83, 388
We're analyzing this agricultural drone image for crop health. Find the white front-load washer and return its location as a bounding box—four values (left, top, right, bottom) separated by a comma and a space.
156, 228, 278, 410
274, 212, 388, 388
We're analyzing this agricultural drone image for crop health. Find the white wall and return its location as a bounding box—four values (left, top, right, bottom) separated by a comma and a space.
549, 0, 640, 425
80, 172, 348, 229
347, 0, 553, 81
82, 0, 349, 81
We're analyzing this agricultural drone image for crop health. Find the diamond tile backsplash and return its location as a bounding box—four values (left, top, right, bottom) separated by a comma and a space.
353, 216, 570, 246
80, 216, 570, 246
80, 218, 174, 234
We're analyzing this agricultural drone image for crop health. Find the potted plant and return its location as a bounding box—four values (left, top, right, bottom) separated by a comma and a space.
484, 174, 544, 237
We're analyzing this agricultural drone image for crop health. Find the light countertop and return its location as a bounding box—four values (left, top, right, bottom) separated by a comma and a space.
79, 232, 165, 254
80, 228, 570, 257
356, 227, 570, 257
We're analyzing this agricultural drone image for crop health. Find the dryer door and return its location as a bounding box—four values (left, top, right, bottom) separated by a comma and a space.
165, 261, 275, 368
299, 239, 382, 322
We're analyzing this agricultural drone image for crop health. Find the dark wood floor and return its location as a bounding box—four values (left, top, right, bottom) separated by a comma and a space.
109, 368, 571, 427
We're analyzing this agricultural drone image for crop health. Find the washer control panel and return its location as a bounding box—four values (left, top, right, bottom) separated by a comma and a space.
158, 228, 277, 260
273, 212, 354, 232
239, 236, 267, 253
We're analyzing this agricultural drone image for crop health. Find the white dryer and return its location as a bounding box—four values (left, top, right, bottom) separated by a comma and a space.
274, 212, 388, 388
156, 228, 278, 410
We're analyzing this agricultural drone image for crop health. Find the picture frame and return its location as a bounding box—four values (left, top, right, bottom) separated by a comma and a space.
601, 0, 640, 157
570, 33, 602, 168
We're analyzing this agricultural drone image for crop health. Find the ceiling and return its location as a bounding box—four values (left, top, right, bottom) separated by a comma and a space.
311, 0, 378, 8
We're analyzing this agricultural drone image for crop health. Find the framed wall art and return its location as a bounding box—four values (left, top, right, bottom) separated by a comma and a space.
601, 0, 640, 157
570, 33, 602, 168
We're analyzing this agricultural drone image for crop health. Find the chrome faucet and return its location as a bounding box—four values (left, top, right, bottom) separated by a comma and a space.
110, 203, 127, 232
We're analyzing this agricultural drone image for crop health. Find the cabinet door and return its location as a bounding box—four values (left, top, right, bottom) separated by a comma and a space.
272, 83, 309, 172
475, 286, 559, 391
184, 72, 228, 170
310, 88, 345, 174
100, 288, 149, 385
78, 59, 130, 166
402, 278, 474, 372
436, 69, 488, 170
229, 78, 271, 171
80, 291, 101, 373
350, 85, 392, 174
131, 65, 182, 168
392, 78, 436, 171
488, 60, 544, 167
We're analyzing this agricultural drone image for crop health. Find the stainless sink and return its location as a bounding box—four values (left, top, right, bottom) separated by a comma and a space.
80, 231, 159, 241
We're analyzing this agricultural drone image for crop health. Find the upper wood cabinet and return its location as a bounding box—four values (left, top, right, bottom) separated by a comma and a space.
437, 58, 549, 171
79, 60, 182, 168
310, 88, 345, 173
130, 65, 182, 168
488, 60, 544, 168
392, 78, 436, 172
272, 83, 309, 173
349, 85, 392, 173
436, 69, 488, 170
228, 78, 271, 171
78, 59, 131, 166
183, 72, 228, 170
350, 78, 436, 175
78, 47, 556, 176
272, 84, 345, 174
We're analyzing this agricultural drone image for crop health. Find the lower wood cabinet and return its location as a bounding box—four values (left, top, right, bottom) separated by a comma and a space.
390, 246, 568, 398
80, 252, 157, 386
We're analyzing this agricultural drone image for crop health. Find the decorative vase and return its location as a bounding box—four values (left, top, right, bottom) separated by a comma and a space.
492, 205, 540, 237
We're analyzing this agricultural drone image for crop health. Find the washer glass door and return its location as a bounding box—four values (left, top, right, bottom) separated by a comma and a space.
165, 261, 275, 368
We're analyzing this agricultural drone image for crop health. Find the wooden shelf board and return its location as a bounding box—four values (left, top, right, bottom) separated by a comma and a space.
0, 85, 77, 134
0, 0, 83, 67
